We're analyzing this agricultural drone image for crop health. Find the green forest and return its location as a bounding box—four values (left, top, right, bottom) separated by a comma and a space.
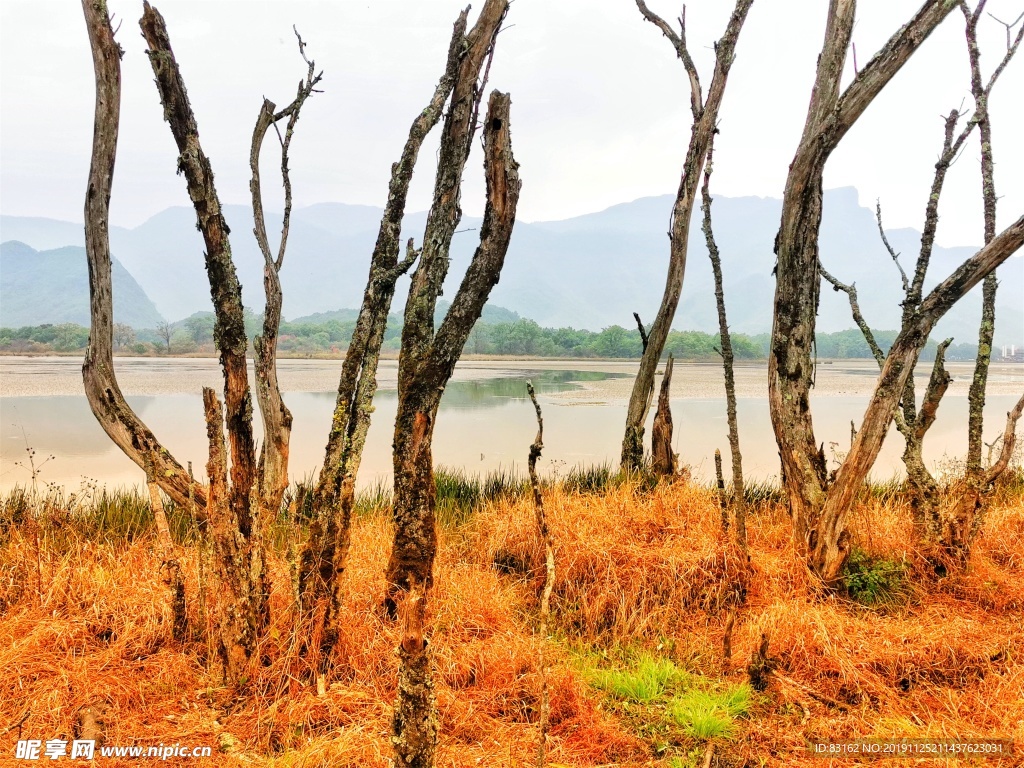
0, 315, 979, 360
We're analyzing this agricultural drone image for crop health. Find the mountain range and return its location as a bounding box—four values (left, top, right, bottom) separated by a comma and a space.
1, 187, 1021, 345
0, 240, 163, 328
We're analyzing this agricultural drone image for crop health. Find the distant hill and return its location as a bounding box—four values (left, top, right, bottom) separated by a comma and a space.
0, 241, 163, 328
2, 189, 1021, 345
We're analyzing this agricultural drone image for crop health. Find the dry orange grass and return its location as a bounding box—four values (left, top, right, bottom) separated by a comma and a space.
1, 476, 1022, 767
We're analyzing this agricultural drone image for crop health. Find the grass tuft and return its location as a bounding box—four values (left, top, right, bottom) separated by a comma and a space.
590, 654, 691, 703
667, 684, 751, 739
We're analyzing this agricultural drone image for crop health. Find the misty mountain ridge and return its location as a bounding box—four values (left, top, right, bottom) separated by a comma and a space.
1, 187, 1020, 346
0, 241, 163, 329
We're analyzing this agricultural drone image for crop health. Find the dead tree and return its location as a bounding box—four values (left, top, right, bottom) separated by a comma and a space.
81, 0, 206, 512
956, 3, 1024, 557
387, 4, 519, 763
621, 0, 754, 472
526, 382, 555, 768
142, 1, 267, 679
768, 0, 1024, 586
249, 31, 322, 519
390, 85, 519, 768
818, 6, 1022, 557
384, 0, 513, 609
297, 11, 467, 682
700, 137, 746, 548
651, 355, 677, 476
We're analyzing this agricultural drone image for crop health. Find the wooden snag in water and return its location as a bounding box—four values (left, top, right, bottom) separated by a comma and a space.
527, 381, 555, 767
651, 355, 677, 477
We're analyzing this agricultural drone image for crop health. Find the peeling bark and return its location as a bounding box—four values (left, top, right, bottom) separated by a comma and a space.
384, 5, 518, 765
203, 388, 267, 683
622, 0, 754, 472
391, 586, 435, 768
387, 86, 520, 608
386, 0, 515, 608
80, 0, 205, 513
141, 2, 268, 680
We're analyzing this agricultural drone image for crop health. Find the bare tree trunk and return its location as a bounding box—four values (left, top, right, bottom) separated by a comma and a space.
526, 382, 555, 768
141, 2, 268, 679
651, 355, 677, 476
385, 0, 513, 610
297, 13, 466, 679
621, 0, 754, 472
80, 0, 206, 512
141, 1, 258, 535
203, 388, 267, 683
387, 86, 520, 608
905, 339, 952, 536
700, 139, 746, 547
811, 221, 1024, 582
770, 0, 958, 584
387, 61, 520, 768
391, 585, 434, 768
952, 4, 1024, 556
249, 32, 321, 520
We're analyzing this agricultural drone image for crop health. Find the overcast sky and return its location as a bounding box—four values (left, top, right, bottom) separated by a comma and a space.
1, 0, 1021, 248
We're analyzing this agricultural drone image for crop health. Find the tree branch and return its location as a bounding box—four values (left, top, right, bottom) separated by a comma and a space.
874, 200, 909, 294
634, 1, 702, 118
986, 392, 1024, 484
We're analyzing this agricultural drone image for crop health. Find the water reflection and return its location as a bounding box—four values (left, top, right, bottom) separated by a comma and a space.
0, 365, 1017, 494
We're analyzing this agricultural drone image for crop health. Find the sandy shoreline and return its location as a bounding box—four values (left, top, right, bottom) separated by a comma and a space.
1, 355, 1021, 401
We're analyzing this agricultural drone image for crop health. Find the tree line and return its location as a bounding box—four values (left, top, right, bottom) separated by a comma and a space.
2, 319, 989, 361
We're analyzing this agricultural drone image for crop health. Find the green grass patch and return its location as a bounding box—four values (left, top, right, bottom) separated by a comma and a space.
667, 685, 751, 739
590, 654, 691, 702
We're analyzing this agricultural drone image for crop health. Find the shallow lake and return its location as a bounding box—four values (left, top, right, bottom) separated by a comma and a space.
1, 356, 1020, 493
